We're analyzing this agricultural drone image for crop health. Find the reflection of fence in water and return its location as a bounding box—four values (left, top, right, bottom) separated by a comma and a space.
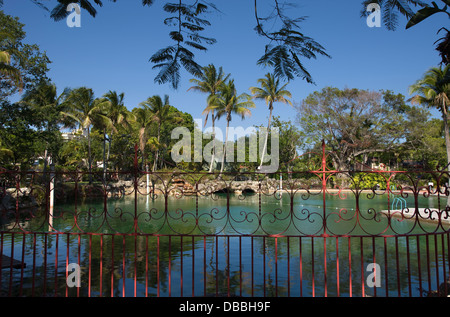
1, 142, 450, 297
1, 231, 448, 297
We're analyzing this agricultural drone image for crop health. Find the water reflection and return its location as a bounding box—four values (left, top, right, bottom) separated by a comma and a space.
0, 192, 448, 297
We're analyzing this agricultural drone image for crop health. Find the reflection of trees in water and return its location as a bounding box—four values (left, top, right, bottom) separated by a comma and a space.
1, 193, 449, 297
0, 232, 448, 297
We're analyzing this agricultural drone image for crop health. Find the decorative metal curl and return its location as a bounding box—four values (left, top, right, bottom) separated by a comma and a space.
1, 143, 450, 238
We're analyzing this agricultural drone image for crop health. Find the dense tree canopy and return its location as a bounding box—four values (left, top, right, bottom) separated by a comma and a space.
0, 5, 447, 179
295, 87, 418, 171
0, 10, 50, 98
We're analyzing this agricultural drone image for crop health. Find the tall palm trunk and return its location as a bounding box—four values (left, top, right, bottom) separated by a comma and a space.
209, 112, 216, 173
42, 148, 49, 184
42, 121, 50, 177
87, 126, 92, 184
219, 117, 230, 176
153, 123, 161, 172
139, 127, 146, 170
443, 106, 450, 167
259, 104, 273, 170
442, 106, 450, 207
107, 138, 111, 171
103, 128, 107, 182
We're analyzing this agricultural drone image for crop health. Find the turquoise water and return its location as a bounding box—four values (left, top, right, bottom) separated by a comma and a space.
18, 190, 446, 235
1, 192, 449, 297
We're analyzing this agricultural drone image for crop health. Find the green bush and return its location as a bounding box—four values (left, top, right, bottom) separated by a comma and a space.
350, 172, 394, 190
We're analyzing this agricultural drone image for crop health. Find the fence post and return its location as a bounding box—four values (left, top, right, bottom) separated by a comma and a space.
146, 164, 150, 196
49, 162, 55, 230
322, 140, 327, 236
279, 172, 282, 191
134, 144, 138, 232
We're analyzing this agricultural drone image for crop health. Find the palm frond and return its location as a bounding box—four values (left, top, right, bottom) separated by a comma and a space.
407, 1, 450, 29
50, 0, 102, 21
185, 41, 207, 51
256, 30, 328, 83
27, 0, 50, 11
250, 72, 292, 110
179, 48, 202, 76
142, 0, 155, 6
213, 79, 255, 122
0, 60, 23, 91
150, 1, 216, 89
257, 45, 294, 81
50, 1, 75, 21
409, 65, 450, 113
0, 147, 13, 158
152, 60, 181, 89
361, 0, 428, 30
254, 1, 329, 83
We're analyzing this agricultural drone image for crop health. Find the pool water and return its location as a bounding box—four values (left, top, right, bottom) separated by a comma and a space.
1, 192, 449, 297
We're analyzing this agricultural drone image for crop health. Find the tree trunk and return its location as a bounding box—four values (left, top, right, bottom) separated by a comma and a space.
107, 137, 111, 171
442, 109, 450, 207
219, 119, 230, 176
42, 148, 48, 177
259, 105, 273, 170
139, 127, 146, 170
330, 154, 352, 188
443, 112, 450, 167
87, 126, 92, 184
153, 123, 161, 172
209, 113, 216, 173
42, 122, 50, 178
103, 128, 107, 182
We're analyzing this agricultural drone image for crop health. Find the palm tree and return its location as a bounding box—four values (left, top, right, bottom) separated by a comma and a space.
62, 87, 111, 183
132, 105, 154, 171
0, 27, 24, 92
0, 50, 22, 92
410, 64, 450, 157
409, 65, 450, 204
211, 80, 255, 175
139, 95, 183, 172
188, 64, 230, 172
0, 139, 13, 163
21, 81, 69, 173
250, 73, 292, 171
102, 91, 134, 174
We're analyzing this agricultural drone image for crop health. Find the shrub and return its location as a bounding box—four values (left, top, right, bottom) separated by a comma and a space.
349, 172, 394, 190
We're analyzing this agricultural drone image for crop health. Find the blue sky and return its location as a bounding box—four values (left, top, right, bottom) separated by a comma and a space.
2, 0, 447, 135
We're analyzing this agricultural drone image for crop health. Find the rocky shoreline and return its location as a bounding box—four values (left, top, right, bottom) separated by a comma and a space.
0, 178, 278, 210
1, 177, 445, 211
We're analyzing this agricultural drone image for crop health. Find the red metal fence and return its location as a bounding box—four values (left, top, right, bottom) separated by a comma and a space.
1, 143, 449, 297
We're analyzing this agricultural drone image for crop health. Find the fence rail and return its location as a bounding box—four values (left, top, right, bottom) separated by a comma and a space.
1, 143, 450, 297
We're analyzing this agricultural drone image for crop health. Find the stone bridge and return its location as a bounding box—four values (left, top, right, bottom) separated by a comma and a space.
166, 178, 279, 196
71, 177, 282, 197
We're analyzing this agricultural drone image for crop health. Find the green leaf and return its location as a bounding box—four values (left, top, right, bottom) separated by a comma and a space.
149, 46, 175, 64
151, 1, 216, 89
185, 41, 207, 51
181, 22, 205, 32
406, 6, 443, 28
142, 0, 154, 5
169, 31, 184, 42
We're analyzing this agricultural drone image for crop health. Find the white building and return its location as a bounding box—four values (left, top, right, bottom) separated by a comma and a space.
61, 128, 88, 141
